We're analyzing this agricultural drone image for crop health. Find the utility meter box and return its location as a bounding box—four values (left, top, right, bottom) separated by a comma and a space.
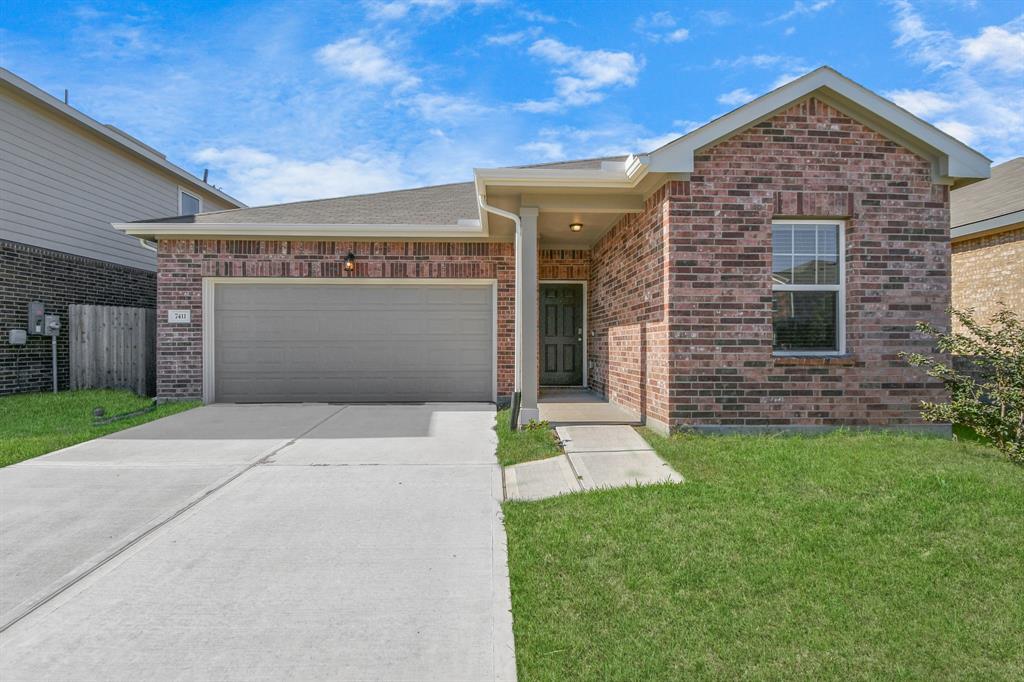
43, 314, 60, 337
28, 301, 45, 335
9, 329, 27, 345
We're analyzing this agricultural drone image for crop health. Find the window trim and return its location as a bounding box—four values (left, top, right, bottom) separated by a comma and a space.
178, 187, 202, 216
771, 219, 846, 357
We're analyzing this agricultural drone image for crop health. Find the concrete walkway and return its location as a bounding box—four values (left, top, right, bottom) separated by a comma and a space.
504, 425, 683, 501
0, 403, 515, 682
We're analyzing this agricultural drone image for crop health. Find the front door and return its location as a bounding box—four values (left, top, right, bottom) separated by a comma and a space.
540, 283, 583, 386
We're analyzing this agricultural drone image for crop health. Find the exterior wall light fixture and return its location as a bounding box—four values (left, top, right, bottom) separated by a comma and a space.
344, 252, 356, 271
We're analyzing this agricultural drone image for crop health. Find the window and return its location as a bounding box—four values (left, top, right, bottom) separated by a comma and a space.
771, 221, 845, 354
179, 189, 201, 215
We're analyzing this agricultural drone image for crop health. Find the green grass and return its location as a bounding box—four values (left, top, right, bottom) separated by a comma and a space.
503, 429, 1023, 681
0, 389, 199, 467
494, 408, 562, 466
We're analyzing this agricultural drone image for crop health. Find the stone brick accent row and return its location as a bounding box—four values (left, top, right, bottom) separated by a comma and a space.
1, 239, 155, 395
155, 239, 515, 400
951, 226, 1023, 332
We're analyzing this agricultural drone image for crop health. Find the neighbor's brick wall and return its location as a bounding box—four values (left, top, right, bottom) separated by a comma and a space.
951, 226, 1024, 332
663, 96, 950, 429
1, 239, 155, 395
156, 239, 515, 400
588, 188, 671, 427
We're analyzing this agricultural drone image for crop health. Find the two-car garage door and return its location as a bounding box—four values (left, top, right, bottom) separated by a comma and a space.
212, 282, 494, 403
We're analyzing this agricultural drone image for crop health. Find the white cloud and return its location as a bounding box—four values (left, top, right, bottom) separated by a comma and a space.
784, 26, 796, 36
194, 146, 414, 205
316, 37, 420, 90
363, 0, 496, 21
518, 8, 558, 23
960, 25, 1024, 74
717, 87, 756, 106
485, 28, 541, 46
888, 3, 1024, 161
885, 88, 957, 117
406, 93, 490, 122
697, 9, 734, 26
522, 38, 642, 110
769, 0, 834, 23
519, 140, 565, 160
634, 12, 690, 43
771, 72, 804, 88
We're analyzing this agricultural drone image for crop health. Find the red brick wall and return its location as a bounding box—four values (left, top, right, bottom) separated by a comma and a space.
951, 226, 1024, 332
156, 239, 515, 400
539, 249, 589, 281
663, 97, 950, 429
588, 188, 671, 427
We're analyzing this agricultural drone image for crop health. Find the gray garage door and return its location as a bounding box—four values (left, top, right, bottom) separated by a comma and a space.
213, 283, 493, 403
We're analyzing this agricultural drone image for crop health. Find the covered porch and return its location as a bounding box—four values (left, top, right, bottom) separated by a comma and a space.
474, 158, 666, 428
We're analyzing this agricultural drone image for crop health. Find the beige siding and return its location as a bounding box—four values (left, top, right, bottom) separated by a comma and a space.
0, 86, 233, 271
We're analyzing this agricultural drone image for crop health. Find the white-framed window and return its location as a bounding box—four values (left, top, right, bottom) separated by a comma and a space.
178, 188, 202, 215
771, 219, 845, 355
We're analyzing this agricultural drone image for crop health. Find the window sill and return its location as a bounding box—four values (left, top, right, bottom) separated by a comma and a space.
772, 353, 858, 367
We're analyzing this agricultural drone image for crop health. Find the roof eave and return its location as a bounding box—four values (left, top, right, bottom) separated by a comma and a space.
950, 209, 1024, 242
112, 222, 488, 241
645, 66, 991, 188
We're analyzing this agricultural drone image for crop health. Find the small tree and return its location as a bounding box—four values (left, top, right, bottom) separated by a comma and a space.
902, 307, 1024, 463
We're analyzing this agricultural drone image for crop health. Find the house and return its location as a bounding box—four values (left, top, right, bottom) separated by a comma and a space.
0, 68, 245, 395
115, 67, 990, 434
950, 157, 1023, 332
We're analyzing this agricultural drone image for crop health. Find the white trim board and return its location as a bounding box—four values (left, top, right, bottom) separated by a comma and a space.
200, 277, 499, 405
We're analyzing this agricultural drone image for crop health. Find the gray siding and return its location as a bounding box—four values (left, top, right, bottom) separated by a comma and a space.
0, 87, 233, 271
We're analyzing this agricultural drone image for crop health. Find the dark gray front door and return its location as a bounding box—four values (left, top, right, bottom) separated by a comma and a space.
540, 283, 583, 386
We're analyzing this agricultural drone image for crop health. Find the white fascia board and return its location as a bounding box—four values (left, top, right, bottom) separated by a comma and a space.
473, 166, 642, 189
645, 66, 991, 185
112, 222, 488, 240
1, 68, 246, 208
950, 209, 1024, 241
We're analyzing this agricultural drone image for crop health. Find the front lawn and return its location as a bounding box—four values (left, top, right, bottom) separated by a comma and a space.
494, 408, 562, 466
503, 429, 1023, 680
0, 389, 199, 467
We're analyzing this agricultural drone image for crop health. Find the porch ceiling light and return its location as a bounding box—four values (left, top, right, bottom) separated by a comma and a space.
344, 252, 356, 271
569, 223, 583, 232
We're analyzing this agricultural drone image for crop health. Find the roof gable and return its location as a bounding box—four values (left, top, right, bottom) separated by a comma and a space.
643, 66, 990, 188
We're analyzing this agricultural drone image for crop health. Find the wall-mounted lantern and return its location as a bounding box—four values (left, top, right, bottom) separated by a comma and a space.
344, 252, 356, 272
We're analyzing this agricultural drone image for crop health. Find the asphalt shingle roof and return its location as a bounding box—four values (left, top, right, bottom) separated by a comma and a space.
138, 156, 629, 225
950, 157, 1024, 227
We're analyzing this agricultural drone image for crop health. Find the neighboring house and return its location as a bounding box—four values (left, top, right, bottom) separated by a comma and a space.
0, 68, 244, 395
950, 157, 1024, 332
116, 67, 990, 434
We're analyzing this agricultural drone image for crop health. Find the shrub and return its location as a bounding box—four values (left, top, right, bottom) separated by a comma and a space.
903, 307, 1024, 463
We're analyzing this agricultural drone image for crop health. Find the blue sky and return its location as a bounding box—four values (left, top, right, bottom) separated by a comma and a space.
2, 0, 1022, 206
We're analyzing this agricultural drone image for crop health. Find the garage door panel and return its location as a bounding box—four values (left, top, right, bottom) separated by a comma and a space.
213, 283, 493, 403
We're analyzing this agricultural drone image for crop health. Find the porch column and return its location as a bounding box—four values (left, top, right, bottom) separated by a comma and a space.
517, 206, 539, 425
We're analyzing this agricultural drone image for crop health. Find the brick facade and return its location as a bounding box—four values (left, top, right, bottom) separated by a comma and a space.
155, 239, 515, 400
951, 226, 1024, 332
538, 249, 590, 281
587, 97, 951, 431
1, 239, 156, 395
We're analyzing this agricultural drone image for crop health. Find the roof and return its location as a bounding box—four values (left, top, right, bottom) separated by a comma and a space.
0, 67, 245, 209
143, 181, 479, 225
133, 157, 627, 226
116, 66, 992, 241
951, 157, 1024, 227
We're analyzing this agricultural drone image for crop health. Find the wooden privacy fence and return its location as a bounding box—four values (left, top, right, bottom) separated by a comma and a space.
69, 305, 156, 396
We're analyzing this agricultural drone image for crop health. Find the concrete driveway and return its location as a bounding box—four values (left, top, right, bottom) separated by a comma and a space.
0, 403, 515, 681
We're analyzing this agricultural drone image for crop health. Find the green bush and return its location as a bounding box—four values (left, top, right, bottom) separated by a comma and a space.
903, 307, 1024, 463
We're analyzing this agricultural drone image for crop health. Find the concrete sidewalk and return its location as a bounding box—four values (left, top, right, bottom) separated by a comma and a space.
504, 425, 683, 501
0, 403, 515, 682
